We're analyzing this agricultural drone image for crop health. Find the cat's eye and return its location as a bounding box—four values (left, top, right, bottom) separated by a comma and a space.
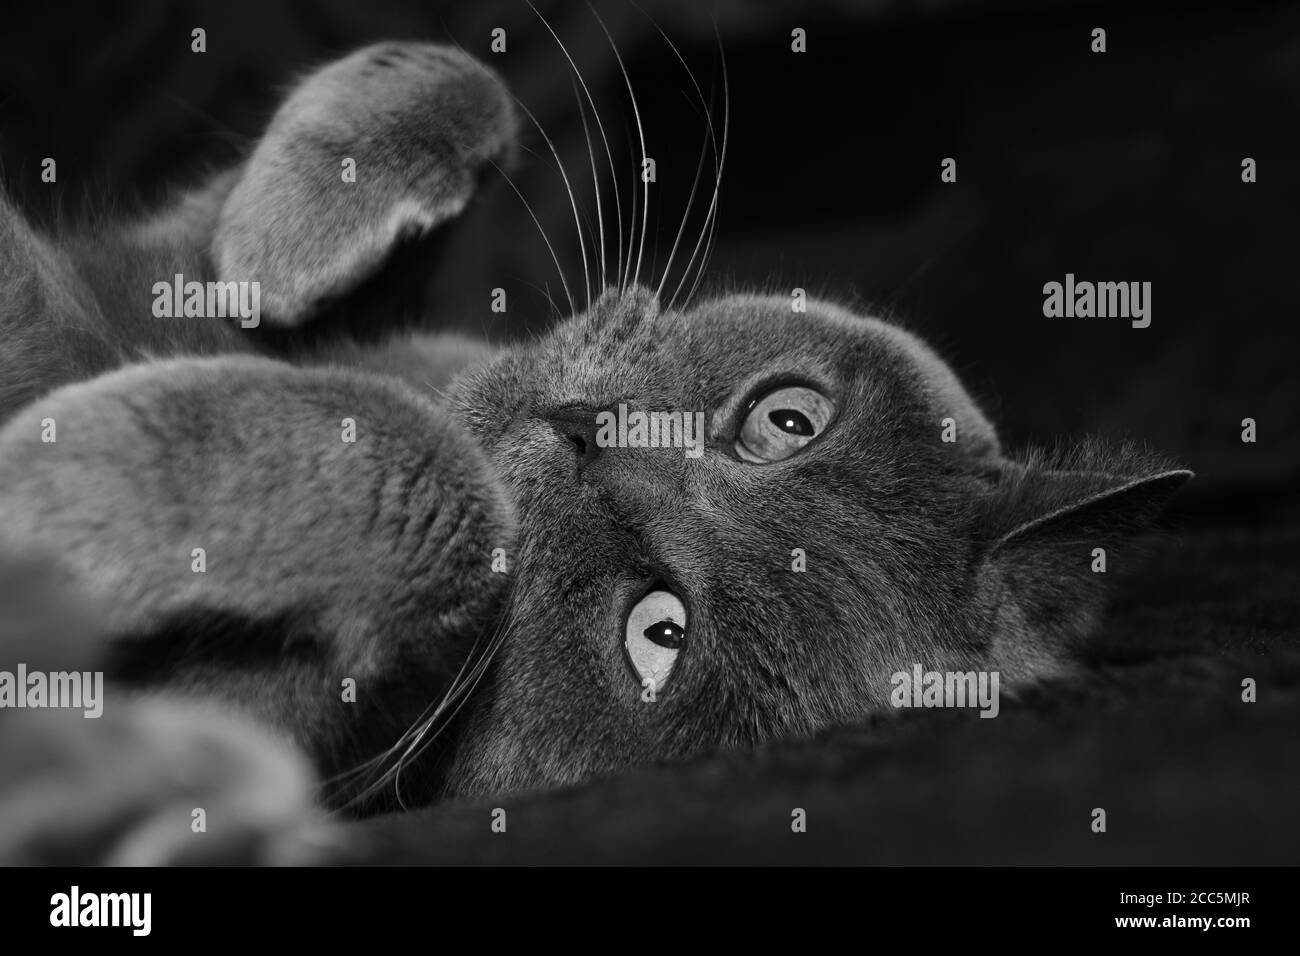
735, 386, 834, 463
624, 589, 687, 693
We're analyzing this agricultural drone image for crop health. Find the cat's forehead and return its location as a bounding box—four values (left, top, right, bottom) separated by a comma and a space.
503, 288, 999, 459
455, 289, 1000, 468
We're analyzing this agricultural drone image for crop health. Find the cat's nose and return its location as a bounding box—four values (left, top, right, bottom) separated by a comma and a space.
541, 405, 603, 466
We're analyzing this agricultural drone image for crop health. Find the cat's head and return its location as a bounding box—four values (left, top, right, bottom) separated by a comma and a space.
446, 286, 1191, 796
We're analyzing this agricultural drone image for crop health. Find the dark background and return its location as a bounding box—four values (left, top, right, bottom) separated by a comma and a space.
2, 0, 1297, 862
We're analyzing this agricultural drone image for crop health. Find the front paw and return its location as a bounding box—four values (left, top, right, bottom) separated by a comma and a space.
213, 42, 516, 325
0, 697, 335, 865
0, 356, 515, 800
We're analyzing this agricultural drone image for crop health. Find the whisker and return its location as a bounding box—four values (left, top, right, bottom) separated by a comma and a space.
392, 619, 509, 804
318, 625, 489, 807
648, 175, 664, 295
511, 95, 592, 311
519, 277, 567, 324
619, 109, 639, 295
678, 21, 730, 311
526, 0, 624, 298
684, 192, 722, 309
589, 3, 649, 293
388, 607, 515, 807
654, 89, 712, 307
631, 2, 721, 307
486, 157, 576, 318
667, 94, 719, 306
572, 76, 607, 293
328, 604, 512, 812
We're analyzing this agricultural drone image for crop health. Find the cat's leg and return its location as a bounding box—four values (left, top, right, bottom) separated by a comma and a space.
0, 354, 515, 819
0, 550, 334, 865
203, 42, 516, 329
0, 690, 333, 865
85, 41, 514, 340
2, 41, 514, 424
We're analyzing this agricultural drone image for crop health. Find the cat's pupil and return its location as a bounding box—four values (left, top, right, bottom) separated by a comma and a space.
769, 409, 814, 436
644, 620, 685, 650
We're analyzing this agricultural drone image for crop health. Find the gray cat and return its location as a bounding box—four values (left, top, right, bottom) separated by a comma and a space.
0, 41, 1188, 863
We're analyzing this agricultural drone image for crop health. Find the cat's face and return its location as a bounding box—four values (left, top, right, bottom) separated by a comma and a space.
444, 287, 1016, 795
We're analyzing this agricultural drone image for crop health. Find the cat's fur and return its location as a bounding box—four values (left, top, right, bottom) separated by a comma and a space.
0, 41, 1189, 862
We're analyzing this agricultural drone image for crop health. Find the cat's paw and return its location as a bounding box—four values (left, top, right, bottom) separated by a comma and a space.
0, 355, 515, 798
213, 42, 516, 325
0, 696, 336, 866
0, 551, 335, 865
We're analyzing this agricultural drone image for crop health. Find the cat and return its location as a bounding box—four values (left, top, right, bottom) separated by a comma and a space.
0, 39, 1189, 863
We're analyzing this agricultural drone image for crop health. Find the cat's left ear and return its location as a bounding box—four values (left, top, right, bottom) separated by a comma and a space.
984, 467, 1193, 558
971, 452, 1192, 671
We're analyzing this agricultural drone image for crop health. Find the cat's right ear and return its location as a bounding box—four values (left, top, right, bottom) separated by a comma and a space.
970, 444, 1192, 674
212, 43, 516, 327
